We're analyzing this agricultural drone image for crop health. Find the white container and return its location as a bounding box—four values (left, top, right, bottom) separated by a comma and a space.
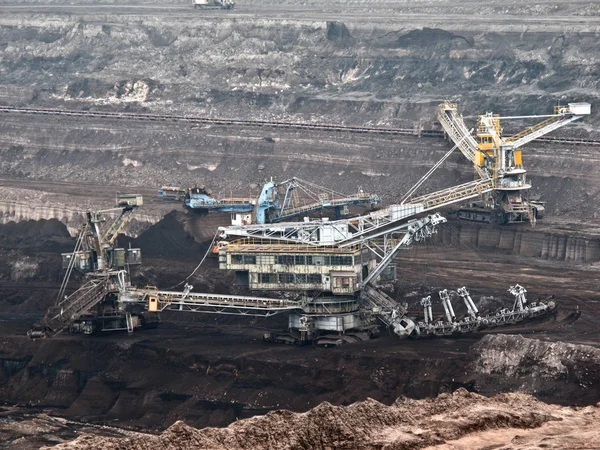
568, 102, 591, 115
389, 204, 424, 221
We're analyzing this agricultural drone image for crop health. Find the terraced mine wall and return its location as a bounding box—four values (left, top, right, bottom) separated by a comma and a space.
1, 12, 599, 127
2, 2, 600, 447
437, 220, 600, 262
2, 7, 600, 221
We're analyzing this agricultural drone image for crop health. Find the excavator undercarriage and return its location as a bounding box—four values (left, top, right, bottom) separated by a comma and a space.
454, 200, 545, 224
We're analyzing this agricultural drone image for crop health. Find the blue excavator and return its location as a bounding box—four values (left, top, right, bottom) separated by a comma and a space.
158, 178, 381, 225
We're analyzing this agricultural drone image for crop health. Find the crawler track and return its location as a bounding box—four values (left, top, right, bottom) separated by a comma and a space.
1, 106, 597, 145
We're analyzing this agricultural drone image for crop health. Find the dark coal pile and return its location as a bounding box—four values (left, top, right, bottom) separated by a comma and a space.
0, 219, 71, 251
0, 219, 73, 314
121, 211, 208, 261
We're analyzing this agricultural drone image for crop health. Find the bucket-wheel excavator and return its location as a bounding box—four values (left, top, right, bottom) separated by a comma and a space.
214, 199, 555, 345
31, 192, 556, 345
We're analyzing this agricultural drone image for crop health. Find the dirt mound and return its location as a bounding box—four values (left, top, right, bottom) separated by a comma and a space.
43, 389, 600, 449
0, 219, 73, 313
124, 211, 208, 261
326, 21, 355, 47
0, 219, 70, 245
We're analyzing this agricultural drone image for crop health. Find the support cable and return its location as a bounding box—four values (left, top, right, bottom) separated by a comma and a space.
401, 129, 475, 204
55, 224, 87, 305
164, 229, 220, 290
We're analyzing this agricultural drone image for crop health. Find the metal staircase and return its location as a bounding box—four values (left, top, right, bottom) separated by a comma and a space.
42, 277, 109, 335
362, 285, 403, 313
438, 103, 489, 179
505, 113, 582, 148
103, 209, 136, 245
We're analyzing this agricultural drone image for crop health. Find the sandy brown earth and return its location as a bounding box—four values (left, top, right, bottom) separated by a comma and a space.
1, 206, 600, 449
41, 389, 600, 449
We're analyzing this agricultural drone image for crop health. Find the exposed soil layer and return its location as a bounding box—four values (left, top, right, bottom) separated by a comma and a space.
0, 408, 144, 450
2, 0, 599, 127
3, 324, 600, 449
42, 389, 600, 450
471, 334, 600, 400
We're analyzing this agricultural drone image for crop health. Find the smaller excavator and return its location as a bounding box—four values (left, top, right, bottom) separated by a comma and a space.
435, 101, 590, 225
159, 178, 382, 225
29, 194, 157, 338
